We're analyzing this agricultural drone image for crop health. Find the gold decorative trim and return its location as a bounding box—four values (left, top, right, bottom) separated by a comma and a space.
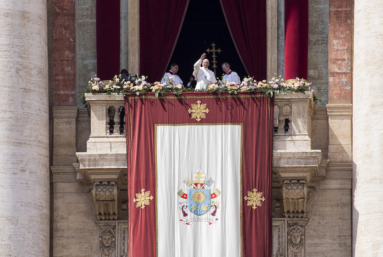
244, 188, 265, 209
128, 94, 266, 100
128, 99, 133, 257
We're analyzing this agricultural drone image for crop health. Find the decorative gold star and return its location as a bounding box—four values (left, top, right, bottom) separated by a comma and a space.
188, 100, 209, 121
133, 189, 153, 209
192, 206, 197, 210
244, 188, 265, 210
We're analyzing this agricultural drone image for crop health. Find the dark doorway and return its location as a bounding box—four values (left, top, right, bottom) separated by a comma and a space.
168, 0, 247, 85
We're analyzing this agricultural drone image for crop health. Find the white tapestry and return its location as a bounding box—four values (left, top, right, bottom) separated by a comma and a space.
156, 125, 242, 257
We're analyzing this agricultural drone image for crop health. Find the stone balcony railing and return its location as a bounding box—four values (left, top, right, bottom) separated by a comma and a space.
76, 92, 326, 221
82, 92, 316, 152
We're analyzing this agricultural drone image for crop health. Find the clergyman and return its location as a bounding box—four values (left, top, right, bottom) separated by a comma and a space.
161, 63, 183, 86
222, 62, 241, 84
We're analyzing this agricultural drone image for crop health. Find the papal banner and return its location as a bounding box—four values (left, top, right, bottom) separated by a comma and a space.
126, 92, 273, 257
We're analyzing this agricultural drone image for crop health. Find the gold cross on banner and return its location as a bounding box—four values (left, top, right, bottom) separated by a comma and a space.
244, 188, 265, 210
134, 189, 153, 209
188, 100, 209, 122
206, 42, 222, 76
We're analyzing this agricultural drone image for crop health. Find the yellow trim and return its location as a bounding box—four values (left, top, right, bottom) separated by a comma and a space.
240, 123, 243, 257
128, 99, 133, 257
128, 94, 266, 100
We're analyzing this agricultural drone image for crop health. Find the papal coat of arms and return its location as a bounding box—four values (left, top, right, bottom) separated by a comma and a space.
177, 168, 220, 225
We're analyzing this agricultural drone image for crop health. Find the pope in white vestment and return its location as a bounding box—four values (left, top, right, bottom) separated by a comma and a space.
161, 63, 183, 87
193, 54, 217, 90
222, 62, 241, 84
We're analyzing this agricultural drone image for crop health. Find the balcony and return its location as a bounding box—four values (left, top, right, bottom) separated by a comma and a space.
76, 92, 327, 221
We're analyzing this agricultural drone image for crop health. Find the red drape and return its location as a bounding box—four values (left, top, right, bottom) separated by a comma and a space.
140, 0, 190, 82
284, 0, 308, 80
96, 0, 120, 80
126, 92, 273, 257
220, 0, 267, 80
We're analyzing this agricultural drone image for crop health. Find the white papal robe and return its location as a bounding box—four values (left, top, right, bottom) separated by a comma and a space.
161, 71, 183, 87
222, 70, 241, 84
193, 59, 217, 90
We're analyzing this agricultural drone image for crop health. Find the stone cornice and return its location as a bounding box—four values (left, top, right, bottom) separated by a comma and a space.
326, 104, 352, 116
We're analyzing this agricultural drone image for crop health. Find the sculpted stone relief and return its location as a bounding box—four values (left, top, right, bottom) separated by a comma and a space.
288, 225, 304, 253
99, 226, 116, 257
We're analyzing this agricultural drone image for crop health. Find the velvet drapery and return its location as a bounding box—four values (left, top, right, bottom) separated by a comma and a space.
284, 0, 309, 80
126, 93, 273, 257
96, 0, 120, 80
140, 0, 190, 82
220, 0, 267, 80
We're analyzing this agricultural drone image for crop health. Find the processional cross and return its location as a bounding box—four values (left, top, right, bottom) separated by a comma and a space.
206, 42, 222, 76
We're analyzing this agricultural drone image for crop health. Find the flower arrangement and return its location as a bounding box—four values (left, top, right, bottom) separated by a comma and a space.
83, 74, 318, 102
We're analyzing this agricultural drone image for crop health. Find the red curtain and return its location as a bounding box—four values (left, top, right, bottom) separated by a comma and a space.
284, 0, 308, 80
126, 92, 273, 257
96, 0, 120, 80
220, 0, 267, 80
140, 0, 190, 82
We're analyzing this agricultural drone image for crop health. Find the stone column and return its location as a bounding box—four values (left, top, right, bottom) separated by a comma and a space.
353, 0, 383, 255
267, 0, 278, 80
121, 0, 129, 71
128, 0, 140, 75
0, 1, 49, 256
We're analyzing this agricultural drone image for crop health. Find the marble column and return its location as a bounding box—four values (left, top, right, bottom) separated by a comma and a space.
0, 0, 49, 256
353, 0, 383, 255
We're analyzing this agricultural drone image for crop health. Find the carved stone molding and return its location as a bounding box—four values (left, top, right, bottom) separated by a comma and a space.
272, 219, 287, 257
287, 219, 308, 257
116, 221, 129, 257
282, 180, 316, 219
283, 180, 307, 218
93, 181, 118, 220
98, 224, 116, 257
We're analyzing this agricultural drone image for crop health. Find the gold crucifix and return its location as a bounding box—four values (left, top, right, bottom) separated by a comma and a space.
206, 42, 222, 76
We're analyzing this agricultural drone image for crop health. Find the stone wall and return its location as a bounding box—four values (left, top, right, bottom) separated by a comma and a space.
53, 181, 100, 256
53, 0, 77, 106
305, 165, 352, 256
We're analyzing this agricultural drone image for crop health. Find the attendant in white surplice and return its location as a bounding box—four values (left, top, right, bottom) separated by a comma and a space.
222, 62, 241, 84
161, 63, 183, 87
193, 53, 217, 90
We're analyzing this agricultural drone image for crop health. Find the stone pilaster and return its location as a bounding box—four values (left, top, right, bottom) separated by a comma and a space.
120, 0, 129, 71
353, 0, 383, 255
0, 0, 49, 255
287, 219, 308, 257
128, 0, 140, 74
76, 0, 97, 108
54, 0, 76, 106
53, 106, 78, 166
267, 0, 278, 80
